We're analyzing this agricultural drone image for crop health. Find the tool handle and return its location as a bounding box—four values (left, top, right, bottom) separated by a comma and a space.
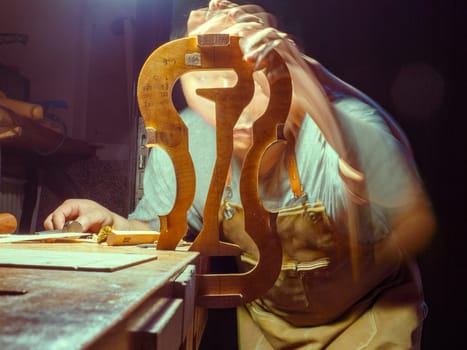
0, 91, 43, 119
0, 213, 17, 234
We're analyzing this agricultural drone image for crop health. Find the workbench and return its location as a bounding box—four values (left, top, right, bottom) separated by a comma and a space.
0, 242, 205, 350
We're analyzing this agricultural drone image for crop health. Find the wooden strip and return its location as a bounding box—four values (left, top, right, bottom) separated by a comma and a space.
0, 248, 158, 272
0, 232, 86, 243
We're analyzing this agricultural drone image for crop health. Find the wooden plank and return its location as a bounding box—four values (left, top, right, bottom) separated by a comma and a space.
0, 232, 87, 243
0, 247, 157, 271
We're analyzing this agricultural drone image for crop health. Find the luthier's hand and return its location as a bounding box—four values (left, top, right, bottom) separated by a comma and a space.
44, 199, 128, 233
187, 0, 304, 142
187, 0, 363, 166
188, 0, 290, 81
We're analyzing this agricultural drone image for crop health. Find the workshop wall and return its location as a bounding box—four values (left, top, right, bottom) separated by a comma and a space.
0, 0, 136, 156
0, 0, 140, 227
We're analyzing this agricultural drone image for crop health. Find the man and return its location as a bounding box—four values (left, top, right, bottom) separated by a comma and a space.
45, 1, 435, 348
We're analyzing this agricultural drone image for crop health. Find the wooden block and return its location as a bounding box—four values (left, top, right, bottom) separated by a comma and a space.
106, 230, 160, 246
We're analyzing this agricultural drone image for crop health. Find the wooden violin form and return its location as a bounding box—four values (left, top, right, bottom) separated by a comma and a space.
137, 34, 292, 307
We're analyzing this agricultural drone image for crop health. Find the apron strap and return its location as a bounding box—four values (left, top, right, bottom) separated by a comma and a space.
223, 123, 304, 199
277, 122, 305, 198
285, 142, 305, 198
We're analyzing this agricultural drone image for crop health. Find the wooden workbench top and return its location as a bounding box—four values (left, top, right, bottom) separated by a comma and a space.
0, 243, 199, 350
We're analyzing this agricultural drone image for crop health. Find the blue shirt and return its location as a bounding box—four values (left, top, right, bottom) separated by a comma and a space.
129, 96, 418, 243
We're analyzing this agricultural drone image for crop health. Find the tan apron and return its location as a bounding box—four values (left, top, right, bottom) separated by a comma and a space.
219, 150, 426, 349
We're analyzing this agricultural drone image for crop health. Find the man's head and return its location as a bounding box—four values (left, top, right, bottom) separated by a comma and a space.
179, 1, 279, 159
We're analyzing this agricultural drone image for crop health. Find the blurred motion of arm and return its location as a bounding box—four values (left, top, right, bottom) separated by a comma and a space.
186, 0, 435, 256
187, 0, 363, 181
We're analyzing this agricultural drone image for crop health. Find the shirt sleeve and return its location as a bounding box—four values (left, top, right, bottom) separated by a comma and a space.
128, 108, 217, 235
128, 147, 177, 231
333, 97, 420, 209
332, 97, 423, 242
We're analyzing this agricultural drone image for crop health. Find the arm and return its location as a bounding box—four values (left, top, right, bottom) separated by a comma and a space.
331, 97, 436, 257
189, 1, 435, 256
389, 189, 435, 257
187, 0, 365, 179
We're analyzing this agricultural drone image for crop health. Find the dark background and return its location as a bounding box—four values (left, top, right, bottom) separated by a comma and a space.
147, 0, 464, 348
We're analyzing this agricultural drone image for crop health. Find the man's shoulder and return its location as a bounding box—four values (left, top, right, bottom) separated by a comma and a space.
179, 108, 216, 156
180, 108, 208, 128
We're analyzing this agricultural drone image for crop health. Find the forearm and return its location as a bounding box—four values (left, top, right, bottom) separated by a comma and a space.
389, 193, 436, 257
273, 39, 364, 180
371, 196, 435, 270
